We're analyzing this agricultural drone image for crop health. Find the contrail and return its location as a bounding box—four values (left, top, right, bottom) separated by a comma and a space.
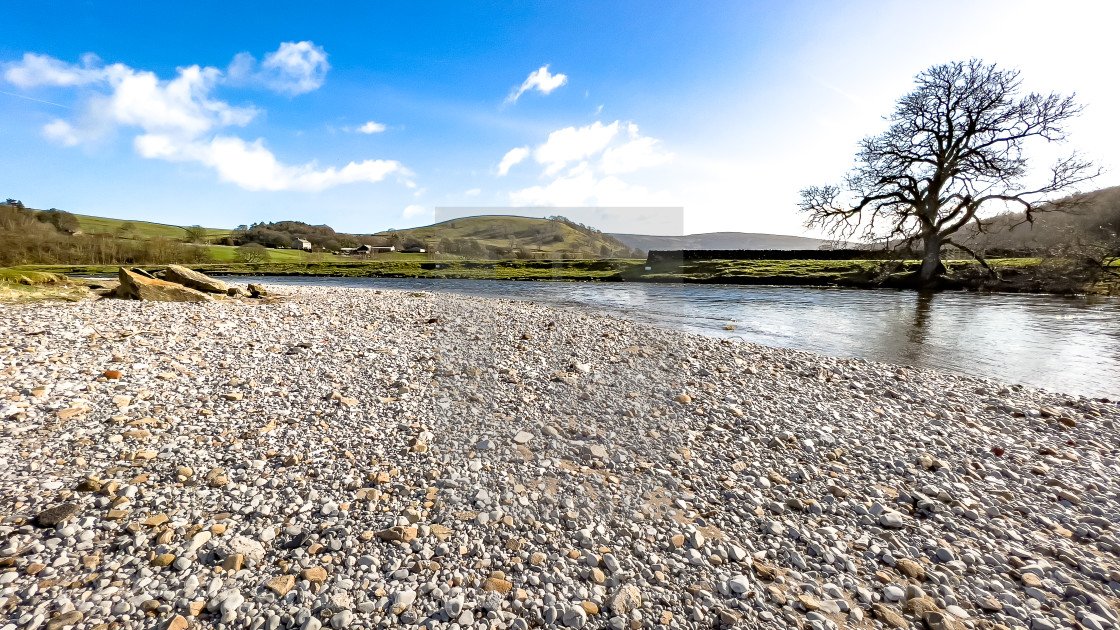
0, 90, 70, 109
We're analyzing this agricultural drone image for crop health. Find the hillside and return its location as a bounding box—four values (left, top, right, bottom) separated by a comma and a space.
609, 231, 831, 251
73, 214, 230, 241
957, 185, 1120, 254
375, 215, 642, 258
0, 202, 349, 266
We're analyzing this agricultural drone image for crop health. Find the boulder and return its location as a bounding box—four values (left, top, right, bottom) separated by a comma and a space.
164, 265, 229, 294
116, 268, 214, 302
247, 283, 268, 298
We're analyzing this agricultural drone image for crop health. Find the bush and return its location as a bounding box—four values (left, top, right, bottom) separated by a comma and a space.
236, 242, 269, 263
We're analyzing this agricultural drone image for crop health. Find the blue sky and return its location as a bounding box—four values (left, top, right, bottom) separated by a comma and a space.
2, 0, 1117, 236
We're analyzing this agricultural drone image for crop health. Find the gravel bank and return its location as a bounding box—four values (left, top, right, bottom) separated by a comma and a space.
2, 285, 1119, 630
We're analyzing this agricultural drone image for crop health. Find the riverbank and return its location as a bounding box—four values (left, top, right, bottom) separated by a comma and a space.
2, 285, 1118, 630
0, 268, 96, 303
13, 256, 1119, 294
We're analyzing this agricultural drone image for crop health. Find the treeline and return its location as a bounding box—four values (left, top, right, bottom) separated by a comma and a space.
0, 202, 209, 266
548, 216, 643, 258
232, 221, 359, 251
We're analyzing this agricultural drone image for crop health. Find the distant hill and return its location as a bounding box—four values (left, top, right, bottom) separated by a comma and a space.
609, 231, 831, 252
957, 185, 1120, 254
376, 215, 641, 258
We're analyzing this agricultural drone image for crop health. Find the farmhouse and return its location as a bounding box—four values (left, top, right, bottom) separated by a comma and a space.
354, 244, 395, 254
292, 238, 312, 252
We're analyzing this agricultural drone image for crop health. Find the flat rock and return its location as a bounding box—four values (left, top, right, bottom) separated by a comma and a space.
36, 503, 80, 527
116, 268, 214, 302
164, 265, 230, 294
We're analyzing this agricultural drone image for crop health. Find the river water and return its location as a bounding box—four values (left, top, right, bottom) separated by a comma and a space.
238, 276, 1120, 399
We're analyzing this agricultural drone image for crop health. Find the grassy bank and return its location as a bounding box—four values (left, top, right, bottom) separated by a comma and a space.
0, 268, 92, 303
10, 256, 1117, 293
17, 259, 646, 281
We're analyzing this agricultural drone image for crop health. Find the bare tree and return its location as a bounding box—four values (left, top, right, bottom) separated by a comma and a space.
800, 60, 1098, 287
183, 225, 208, 243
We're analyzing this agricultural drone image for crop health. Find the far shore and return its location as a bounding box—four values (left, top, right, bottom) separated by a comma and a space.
9, 256, 1119, 295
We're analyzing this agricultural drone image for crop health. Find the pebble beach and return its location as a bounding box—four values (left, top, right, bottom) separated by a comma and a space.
2, 284, 1119, 630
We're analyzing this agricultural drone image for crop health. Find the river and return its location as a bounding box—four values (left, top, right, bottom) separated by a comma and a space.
238, 276, 1120, 399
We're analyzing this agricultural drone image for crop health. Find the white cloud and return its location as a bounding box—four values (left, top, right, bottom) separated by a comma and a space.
135, 134, 408, 192
534, 121, 619, 176
402, 204, 428, 219
111, 65, 257, 137
506, 119, 675, 207
509, 170, 674, 207
4, 48, 411, 193
464, 188, 481, 196
505, 65, 567, 104
3, 52, 109, 87
497, 146, 529, 176
600, 124, 673, 174
42, 120, 81, 146
356, 121, 386, 134
227, 41, 330, 95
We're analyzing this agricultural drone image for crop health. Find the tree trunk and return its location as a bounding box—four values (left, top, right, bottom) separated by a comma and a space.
918, 231, 943, 287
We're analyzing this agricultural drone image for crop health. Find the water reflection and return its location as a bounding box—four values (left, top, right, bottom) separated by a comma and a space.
906, 292, 934, 348
237, 276, 1120, 398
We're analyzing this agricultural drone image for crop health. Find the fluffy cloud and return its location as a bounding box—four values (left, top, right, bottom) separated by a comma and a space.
356, 121, 386, 134
3, 47, 410, 192
42, 120, 81, 146
497, 146, 529, 176
509, 170, 673, 207
135, 134, 407, 192
505, 65, 567, 104
504, 120, 674, 206
4, 52, 110, 87
600, 124, 673, 174
227, 41, 330, 95
534, 121, 619, 176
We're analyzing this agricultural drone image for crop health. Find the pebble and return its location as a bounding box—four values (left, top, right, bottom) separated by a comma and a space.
0, 284, 1116, 630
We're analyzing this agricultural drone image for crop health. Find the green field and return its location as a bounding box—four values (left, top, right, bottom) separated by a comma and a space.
73, 214, 231, 241
201, 245, 344, 262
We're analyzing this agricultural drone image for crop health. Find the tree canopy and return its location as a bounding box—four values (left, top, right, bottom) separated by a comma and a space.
800, 59, 1098, 285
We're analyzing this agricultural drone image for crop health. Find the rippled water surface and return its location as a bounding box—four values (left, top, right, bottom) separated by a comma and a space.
238, 276, 1120, 398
